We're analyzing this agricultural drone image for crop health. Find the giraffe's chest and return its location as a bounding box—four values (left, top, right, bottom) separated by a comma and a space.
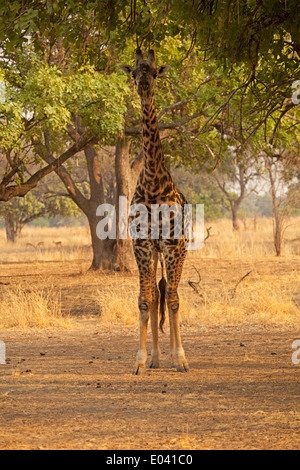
132, 177, 185, 207
128, 194, 187, 246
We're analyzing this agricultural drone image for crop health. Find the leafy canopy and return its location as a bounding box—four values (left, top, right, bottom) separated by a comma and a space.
1, 49, 130, 153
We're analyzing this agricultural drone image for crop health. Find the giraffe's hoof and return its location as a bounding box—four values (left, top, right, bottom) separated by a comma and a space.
177, 363, 190, 373
149, 360, 160, 369
132, 363, 146, 375
169, 354, 176, 368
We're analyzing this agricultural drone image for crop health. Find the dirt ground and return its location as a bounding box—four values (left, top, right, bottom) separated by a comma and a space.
0, 260, 300, 450
1, 318, 300, 450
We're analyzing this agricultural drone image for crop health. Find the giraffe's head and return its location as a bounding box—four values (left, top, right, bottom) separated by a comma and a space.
120, 48, 170, 102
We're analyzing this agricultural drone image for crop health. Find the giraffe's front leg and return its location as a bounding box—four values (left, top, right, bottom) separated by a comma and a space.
149, 283, 161, 369
133, 302, 149, 375
168, 307, 176, 368
149, 345, 161, 369
149, 310, 161, 368
168, 300, 189, 372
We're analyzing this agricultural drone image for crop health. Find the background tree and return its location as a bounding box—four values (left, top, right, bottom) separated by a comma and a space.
0, 188, 80, 242
0, 51, 129, 200
210, 146, 260, 230
0, 39, 131, 268
0, 0, 299, 270
262, 149, 300, 256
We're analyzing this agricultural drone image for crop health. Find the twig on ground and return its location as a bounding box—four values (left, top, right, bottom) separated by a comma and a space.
229, 271, 252, 298
187, 265, 203, 297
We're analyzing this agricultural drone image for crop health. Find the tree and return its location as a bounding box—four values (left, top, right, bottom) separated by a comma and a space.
0, 0, 299, 270
2, 1, 299, 62
0, 42, 130, 268
262, 150, 300, 256
0, 191, 46, 242
38, 131, 141, 271
211, 146, 260, 230
1, 0, 299, 145
172, 167, 231, 220
0, 187, 80, 242
0, 40, 130, 202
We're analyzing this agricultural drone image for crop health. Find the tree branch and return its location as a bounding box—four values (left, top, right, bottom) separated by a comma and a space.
125, 112, 204, 136
0, 133, 98, 201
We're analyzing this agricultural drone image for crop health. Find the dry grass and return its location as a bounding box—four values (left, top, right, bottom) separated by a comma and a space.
90, 268, 299, 330
0, 225, 91, 264
1, 216, 299, 262
0, 285, 72, 329
95, 283, 137, 327
0, 217, 299, 330
179, 271, 300, 328
200, 217, 300, 258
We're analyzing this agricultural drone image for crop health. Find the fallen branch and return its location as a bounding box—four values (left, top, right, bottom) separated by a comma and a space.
186, 267, 252, 301
186, 265, 203, 296
204, 226, 212, 242
229, 271, 252, 298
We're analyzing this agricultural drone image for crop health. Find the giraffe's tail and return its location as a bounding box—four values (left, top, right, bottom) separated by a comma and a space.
158, 254, 167, 333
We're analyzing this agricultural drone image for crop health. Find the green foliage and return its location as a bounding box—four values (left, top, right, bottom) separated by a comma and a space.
172, 167, 231, 220
0, 189, 81, 222
0, 0, 299, 220
0, 191, 44, 221
0, 52, 130, 153
0, 185, 82, 240
2, 1, 299, 70
1, 1, 299, 158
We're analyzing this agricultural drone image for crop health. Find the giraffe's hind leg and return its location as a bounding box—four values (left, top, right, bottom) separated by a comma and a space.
149, 250, 160, 369
168, 306, 176, 368
164, 241, 189, 372
167, 297, 189, 372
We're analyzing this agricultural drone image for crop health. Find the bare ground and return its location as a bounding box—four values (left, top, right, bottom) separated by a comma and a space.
1, 321, 300, 449
0, 260, 300, 450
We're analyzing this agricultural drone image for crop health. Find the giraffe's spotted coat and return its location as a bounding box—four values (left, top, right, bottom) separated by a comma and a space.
121, 49, 189, 374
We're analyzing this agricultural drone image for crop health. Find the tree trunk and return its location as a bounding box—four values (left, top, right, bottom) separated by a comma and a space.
87, 207, 116, 270
271, 185, 282, 256
89, 136, 143, 271
5, 215, 16, 242
231, 205, 240, 231
213, 168, 247, 232
273, 215, 282, 256
38, 129, 143, 271
4, 216, 24, 242
114, 135, 136, 271
265, 155, 282, 256
84, 140, 137, 271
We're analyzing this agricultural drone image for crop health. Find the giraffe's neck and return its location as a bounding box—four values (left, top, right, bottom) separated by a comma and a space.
141, 96, 171, 189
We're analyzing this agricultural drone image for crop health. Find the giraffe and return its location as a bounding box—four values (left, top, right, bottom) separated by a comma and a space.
121, 48, 189, 375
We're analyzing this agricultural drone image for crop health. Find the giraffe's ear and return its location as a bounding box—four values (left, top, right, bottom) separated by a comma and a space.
157, 65, 171, 77
120, 65, 133, 75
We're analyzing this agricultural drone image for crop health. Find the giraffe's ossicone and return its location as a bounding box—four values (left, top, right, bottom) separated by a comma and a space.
121, 48, 189, 374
